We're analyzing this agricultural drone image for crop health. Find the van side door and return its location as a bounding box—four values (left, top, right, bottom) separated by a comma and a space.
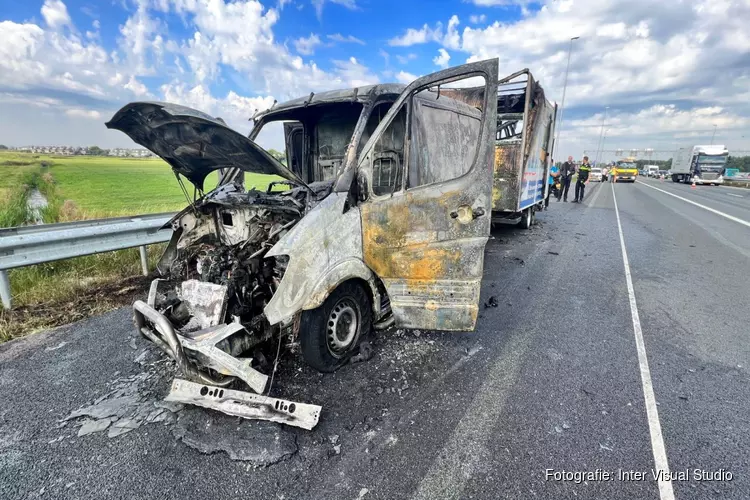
356, 59, 499, 331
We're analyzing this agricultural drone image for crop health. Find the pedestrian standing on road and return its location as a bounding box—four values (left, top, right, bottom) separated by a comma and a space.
545, 160, 560, 209
560, 156, 575, 202
572, 156, 591, 203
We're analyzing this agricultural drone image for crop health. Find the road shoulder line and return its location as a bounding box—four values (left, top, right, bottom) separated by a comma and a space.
636, 180, 750, 228
612, 183, 675, 500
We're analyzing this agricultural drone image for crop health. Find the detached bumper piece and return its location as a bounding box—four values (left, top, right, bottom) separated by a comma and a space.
165, 379, 321, 430
132, 297, 321, 430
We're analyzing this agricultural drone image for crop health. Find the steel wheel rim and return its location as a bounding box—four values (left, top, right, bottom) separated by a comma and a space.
326, 298, 360, 357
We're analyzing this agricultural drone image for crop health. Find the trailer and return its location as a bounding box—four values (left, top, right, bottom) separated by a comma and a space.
489, 70, 557, 229
671, 145, 728, 185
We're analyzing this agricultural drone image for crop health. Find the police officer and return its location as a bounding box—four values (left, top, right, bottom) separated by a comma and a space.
572, 156, 591, 203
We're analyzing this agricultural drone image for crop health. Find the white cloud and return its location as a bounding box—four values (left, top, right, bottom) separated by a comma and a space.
395, 71, 418, 84
395, 53, 417, 64
379, 49, 390, 66
118, 0, 162, 74
327, 33, 365, 45
294, 33, 321, 55
470, 0, 531, 5
160, 82, 275, 133
5, 0, 749, 161
391, 0, 750, 158
388, 23, 443, 46
443, 15, 461, 50
330, 57, 378, 87
433, 48, 450, 68
387, 15, 460, 49
0, 0, 384, 150
65, 108, 101, 119
41, 0, 71, 29
311, 0, 358, 20
124, 75, 149, 96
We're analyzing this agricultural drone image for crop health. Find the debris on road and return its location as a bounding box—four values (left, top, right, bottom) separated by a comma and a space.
351, 342, 374, 364
172, 407, 297, 466
77, 418, 113, 437
484, 296, 499, 308
62, 358, 181, 439
44, 341, 68, 352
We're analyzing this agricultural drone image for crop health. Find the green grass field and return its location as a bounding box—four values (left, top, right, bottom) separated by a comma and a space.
0, 151, 282, 338
0, 151, 282, 219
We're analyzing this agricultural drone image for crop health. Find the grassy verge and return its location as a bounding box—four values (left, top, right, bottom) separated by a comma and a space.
0, 151, 280, 342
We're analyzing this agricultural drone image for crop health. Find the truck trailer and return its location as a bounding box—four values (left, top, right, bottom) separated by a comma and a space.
489, 70, 557, 229
671, 145, 728, 185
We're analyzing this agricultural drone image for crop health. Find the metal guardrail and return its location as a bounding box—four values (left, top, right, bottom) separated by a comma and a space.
0, 212, 176, 309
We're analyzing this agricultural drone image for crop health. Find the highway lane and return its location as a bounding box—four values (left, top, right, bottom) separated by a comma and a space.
612, 180, 750, 500
637, 177, 750, 222
1, 180, 749, 500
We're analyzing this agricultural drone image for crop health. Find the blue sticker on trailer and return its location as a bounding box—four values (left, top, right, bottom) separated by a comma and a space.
517, 106, 549, 210
519, 179, 545, 209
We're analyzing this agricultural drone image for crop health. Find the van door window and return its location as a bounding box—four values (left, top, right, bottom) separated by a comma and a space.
363, 105, 406, 196
408, 93, 482, 188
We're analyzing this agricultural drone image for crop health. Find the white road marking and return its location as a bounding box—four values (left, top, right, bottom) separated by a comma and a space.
586, 180, 605, 207
726, 193, 744, 198
612, 184, 675, 500
637, 180, 750, 228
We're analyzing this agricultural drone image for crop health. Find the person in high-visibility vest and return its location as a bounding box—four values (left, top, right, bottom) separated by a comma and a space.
572, 156, 591, 203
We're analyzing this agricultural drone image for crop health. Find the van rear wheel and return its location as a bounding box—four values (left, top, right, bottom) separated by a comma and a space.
300, 281, 372, 373
517, 208, 533, 229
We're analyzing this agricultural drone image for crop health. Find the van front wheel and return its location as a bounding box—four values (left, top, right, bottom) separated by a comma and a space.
300, 281, 372, 373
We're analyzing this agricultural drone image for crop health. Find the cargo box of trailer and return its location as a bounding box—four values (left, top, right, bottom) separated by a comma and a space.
489, 69, 557, 229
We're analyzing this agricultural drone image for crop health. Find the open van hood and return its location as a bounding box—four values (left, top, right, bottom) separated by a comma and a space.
106, 101, 306, 191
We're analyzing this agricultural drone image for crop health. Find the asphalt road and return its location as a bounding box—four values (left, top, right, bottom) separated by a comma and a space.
1, 179, 749, 500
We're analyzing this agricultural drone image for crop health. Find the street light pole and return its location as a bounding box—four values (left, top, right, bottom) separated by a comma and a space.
711, 124, 717, 145
553, 36, 579, 159
594, 106, 609, 165
600, 128, 610, 164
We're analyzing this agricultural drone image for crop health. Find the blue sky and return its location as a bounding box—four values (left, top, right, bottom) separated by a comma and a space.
1, 0, 749, 160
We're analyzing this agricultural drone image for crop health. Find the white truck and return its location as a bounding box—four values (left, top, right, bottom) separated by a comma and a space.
646, 165, 659, 178
671, 145, 728, 185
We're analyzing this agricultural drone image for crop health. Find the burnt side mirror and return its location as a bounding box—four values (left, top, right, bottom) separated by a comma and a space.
357, 172, 369, 203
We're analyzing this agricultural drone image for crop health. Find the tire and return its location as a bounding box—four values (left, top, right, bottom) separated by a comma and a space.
672, 174, 679, 183
517, 208, 532, 229
300, 281, 372, 373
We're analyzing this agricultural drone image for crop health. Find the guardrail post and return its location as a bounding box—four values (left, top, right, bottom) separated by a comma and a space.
0, 270, 11, 310
139, 245, 149, 277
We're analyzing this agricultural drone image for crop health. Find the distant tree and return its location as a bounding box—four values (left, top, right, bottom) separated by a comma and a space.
727, 156, 750, 172
88, 146, 105, 155
0, 144, 8, 150
267, 148, 287, 165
